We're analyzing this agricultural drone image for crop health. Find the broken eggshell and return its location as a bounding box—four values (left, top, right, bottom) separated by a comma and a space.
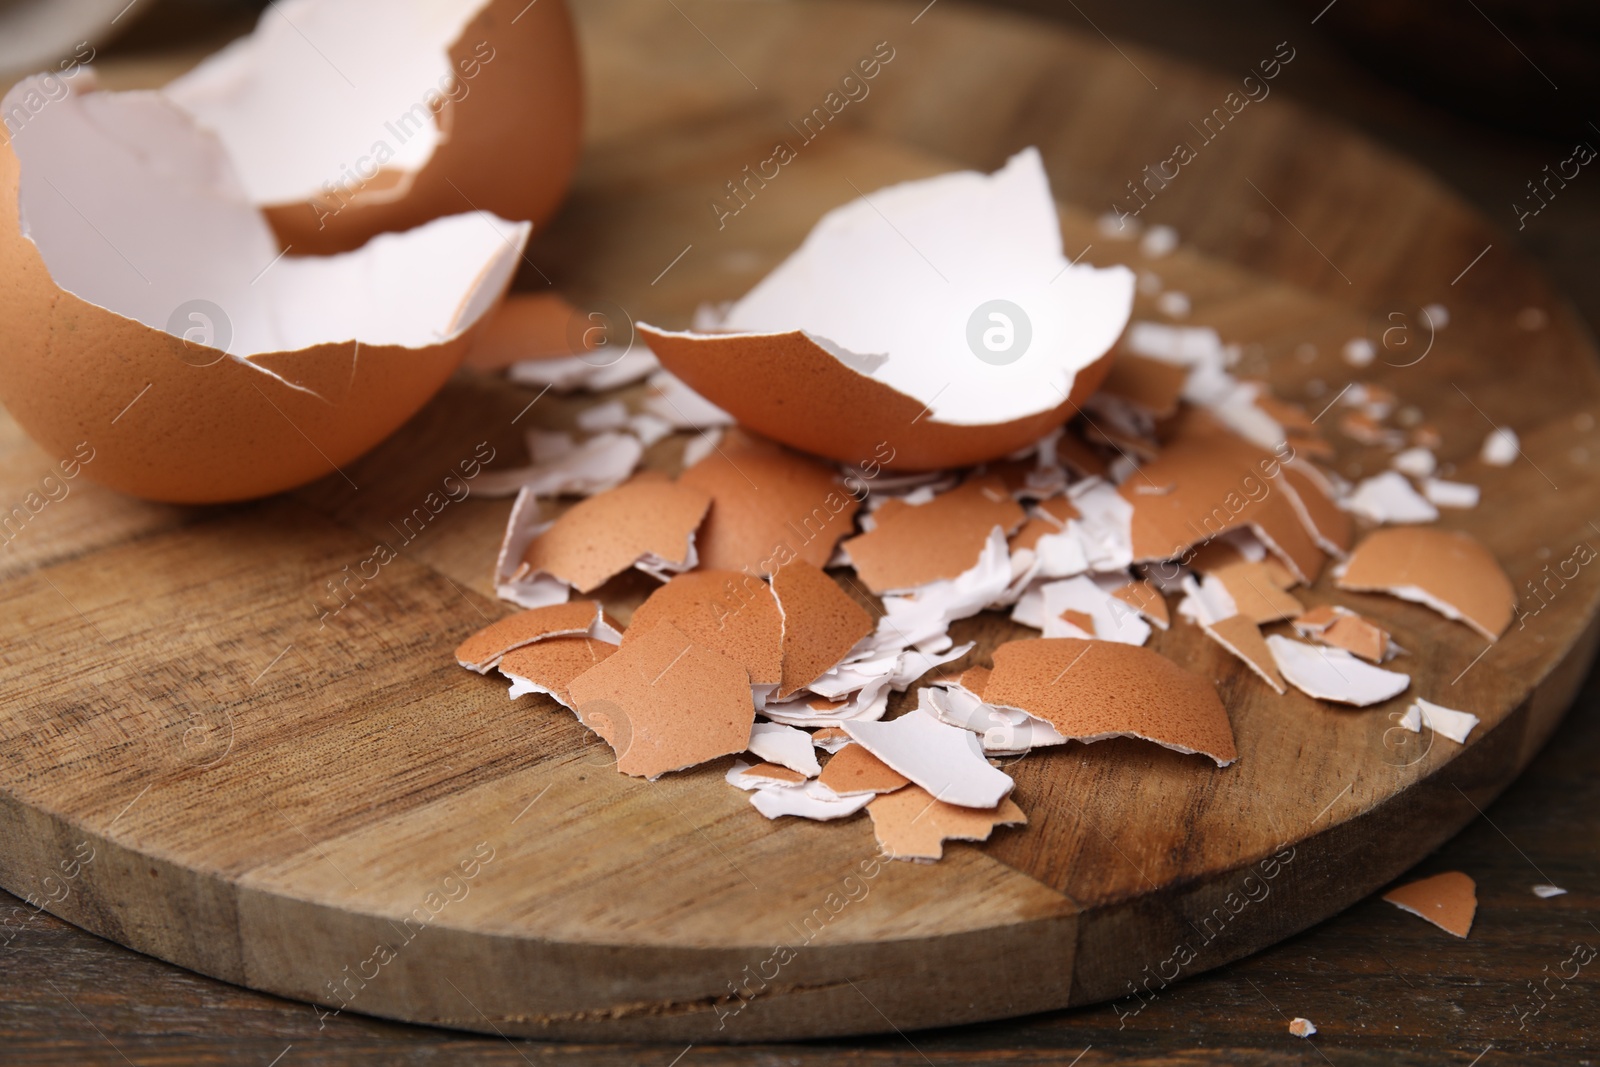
166, 0, 582, 255
0, 74, 525, 503
637, 148, 1135, 470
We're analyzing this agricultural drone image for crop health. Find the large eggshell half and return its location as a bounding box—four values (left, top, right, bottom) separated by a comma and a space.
0, 74, 526, 503
165, 0, 582, 255
638, 148, 1134, 470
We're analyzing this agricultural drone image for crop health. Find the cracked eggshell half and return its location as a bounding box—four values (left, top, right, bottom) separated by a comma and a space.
165, 0, 581, 254
0, 74, 526, 503
637, 148, 1135, 470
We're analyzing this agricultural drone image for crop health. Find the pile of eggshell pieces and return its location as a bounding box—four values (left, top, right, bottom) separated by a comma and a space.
455, 151, 1517, 863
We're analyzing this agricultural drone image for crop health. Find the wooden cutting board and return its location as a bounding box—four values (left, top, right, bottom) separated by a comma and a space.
2, 0, 1597, 1043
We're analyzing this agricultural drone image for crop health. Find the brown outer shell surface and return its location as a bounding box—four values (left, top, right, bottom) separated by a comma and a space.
263, 0, 583, 254
1337, 526, 1516, 640
0, 138, 495, 504
638, 325, 1115, 471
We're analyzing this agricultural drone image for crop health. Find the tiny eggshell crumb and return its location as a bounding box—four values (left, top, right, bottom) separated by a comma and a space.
1481, 427, 1519, 466
1391, 447, 1436, 479
1422, 478, 1480, 509
1288, 1017, 1317, 1039
1156, 291, 1190, 318
1532, 884, 1568, 899
1342, 338, 1376, 367
1140, 224, 1179, 258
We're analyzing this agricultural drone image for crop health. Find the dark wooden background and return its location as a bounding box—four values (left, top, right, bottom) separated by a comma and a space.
1, 0, 1596, 1063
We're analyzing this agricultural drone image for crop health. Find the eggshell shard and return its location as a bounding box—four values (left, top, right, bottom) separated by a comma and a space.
1345, 471, 1439, 525
678, 430, 862, 575
1097, 353, 1188, 420
747, 779, 873, 822
770, 559, 874, 698
843, 475, 1025, 594
1336, 527, 1515, 641
1291, 605, 1391, 664
1400, 698, 1480, 744
454, 600, 618, 672
0, 75, 527, 503
472, 431, 643, 499
638, 148, 1134, 470
1209, 560, 1304, 624
1119, 411, 1326, 586
516, 473, 711, 593
816, 743, 910, 796
867, 786, 1027, 862
564, 622, 755, 780
1202, 614, 1286, 694
842, 702, 1015, 809
1265, 635, 1410, 707
624, 569, 783, 687
499, 636, 617, 708
167, 0, 583, 254
1110, 580, 1170, 630
1382, 871, 1476, 938
984, 638, 1239, 766
725, 760, 808, 789
1288, 1018, 1317, 1039
747, 722, 821, 778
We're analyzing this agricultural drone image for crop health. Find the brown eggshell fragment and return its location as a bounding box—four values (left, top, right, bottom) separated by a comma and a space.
985, 638, 1239, 766
624, 569, 782, 686
1382, 871, 1476, 938
1293, 606, 1391, 663
1280, 464, 1353, 557
740, 762, 807, 786
197, 0, 584, 255
1036, 495, 1082, 526
678, 429, 861, 575
958, 665, 992, 697
1010, 517, 1061, 553
498, 636, 616, 708
866, 786, 1027, 862
455, 600, 607, 672
843, 475, 1025, 594
1098, 353, 1188, 418
809, 726, 852, 751
564, 622, 754, 780
518, 473, 711, 592
1253, 392, 1318, 437
1055, 432, 1111, 479
1061, 608, 1098, 637
1111, 580, 1170, 630
1203, 615, 1286, 694
1337, 527, 1514, 641
770, 560, 874, 698
638, 324, 1115, 472
1211, 560, 1304, 624
817, 744, 910, 797
1121, 411, 1325, 584
464, 292, 588, 370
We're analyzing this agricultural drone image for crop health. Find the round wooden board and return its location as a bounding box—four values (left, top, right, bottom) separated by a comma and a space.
2, 0, 1598, 1044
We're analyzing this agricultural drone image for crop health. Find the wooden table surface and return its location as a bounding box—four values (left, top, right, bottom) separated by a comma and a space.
2, 0, 1596, 1063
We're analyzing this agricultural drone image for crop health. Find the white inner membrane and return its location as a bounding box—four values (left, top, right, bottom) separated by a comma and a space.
165, 0, 488, 206
4, 73, 526, 359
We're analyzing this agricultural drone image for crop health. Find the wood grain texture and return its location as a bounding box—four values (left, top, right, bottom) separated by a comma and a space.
1, 0, 1597, 1045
